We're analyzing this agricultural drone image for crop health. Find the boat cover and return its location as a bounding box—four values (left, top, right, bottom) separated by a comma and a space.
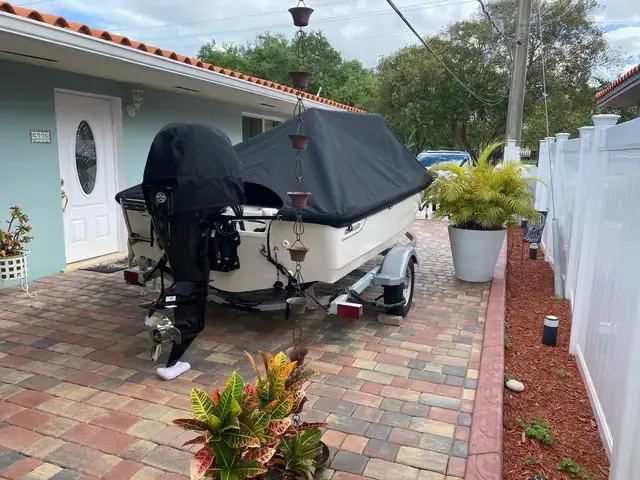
116, 123, 246, 212
238, 109, 432, 227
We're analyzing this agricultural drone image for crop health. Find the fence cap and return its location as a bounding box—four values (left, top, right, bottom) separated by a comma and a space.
592, 114, 620, 127
578, 126, 595, 136
555, 133, 571, 141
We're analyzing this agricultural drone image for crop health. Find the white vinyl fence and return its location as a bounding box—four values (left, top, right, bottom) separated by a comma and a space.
534, 114, 640, 479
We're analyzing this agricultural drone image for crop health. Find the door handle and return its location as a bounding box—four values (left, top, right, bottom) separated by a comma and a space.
61, 179, 69, 213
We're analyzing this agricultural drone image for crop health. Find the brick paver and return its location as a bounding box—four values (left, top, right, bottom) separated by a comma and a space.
0, 220, 489, 479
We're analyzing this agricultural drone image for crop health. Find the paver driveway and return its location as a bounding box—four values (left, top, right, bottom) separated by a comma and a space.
0, 220, 489, 480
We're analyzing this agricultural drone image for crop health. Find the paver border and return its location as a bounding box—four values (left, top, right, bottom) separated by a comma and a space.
464, 237, 507, 480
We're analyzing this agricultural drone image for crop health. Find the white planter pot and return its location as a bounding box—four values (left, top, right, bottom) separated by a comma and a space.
448, 226, 506, 282
0, 254, 27, 281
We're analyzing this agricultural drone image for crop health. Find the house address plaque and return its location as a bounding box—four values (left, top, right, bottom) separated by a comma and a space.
30, 130, 52, 144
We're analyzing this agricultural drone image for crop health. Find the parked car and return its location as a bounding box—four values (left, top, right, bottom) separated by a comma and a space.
417, 150, 471, 168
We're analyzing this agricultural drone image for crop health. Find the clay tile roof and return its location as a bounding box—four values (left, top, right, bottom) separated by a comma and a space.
595, 63, 640, 103
0, 0, 364, 113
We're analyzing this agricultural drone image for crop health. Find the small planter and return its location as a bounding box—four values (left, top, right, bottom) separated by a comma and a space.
448, 226, 506, 282
288, 6, 314, 27
288, 192, 311, 208
288, 245, 309, 262
290, 71, 310, 90
0, 254, 26, 281
287, 296, 307, 315
289, 134, 311, 150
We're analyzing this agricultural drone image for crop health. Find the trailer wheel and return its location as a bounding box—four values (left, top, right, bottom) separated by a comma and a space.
383, 260, 415, 317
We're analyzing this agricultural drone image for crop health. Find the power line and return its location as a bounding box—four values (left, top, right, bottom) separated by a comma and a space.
383, 0, 507, 105
113, 0, 467, 42
15, 0, 52, 6
475, 0, 520, 44
107, 0, 365, 32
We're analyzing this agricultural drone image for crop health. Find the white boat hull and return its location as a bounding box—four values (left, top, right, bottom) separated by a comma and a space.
124, 194, 420, 293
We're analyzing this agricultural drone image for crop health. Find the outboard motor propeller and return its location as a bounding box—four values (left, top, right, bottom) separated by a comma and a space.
141, 123, 245, 379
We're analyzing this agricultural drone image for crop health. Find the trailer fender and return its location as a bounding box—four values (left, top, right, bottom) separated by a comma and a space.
374, 245, 418, 287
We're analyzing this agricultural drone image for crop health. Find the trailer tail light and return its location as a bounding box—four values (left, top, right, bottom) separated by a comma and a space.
124, 269, 142, 286
337, 302, 363, 319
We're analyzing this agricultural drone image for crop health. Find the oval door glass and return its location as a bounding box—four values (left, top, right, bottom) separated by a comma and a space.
75, 120, 97, 195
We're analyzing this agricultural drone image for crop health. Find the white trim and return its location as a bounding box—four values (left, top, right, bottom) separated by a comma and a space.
0, 12, 345, 112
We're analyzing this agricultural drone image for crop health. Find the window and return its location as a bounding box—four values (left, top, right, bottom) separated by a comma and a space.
242, 115, 282, 141
75, 120, 97, 195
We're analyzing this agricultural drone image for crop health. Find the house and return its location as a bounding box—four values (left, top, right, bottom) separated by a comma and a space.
0, 1, 363, 284
595, 63, 640, 112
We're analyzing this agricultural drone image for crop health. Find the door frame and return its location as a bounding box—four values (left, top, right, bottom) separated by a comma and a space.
54, 88, 127, 262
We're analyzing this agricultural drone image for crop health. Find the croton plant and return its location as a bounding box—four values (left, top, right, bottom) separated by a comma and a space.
173, 351, 327, 480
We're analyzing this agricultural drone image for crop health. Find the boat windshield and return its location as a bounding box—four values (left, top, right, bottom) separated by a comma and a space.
417, 151, 470, 168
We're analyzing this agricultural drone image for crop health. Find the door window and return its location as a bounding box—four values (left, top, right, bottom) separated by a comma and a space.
75, 120, 97, 195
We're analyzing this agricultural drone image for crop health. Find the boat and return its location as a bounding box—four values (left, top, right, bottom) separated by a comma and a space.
116, 109, 432, 304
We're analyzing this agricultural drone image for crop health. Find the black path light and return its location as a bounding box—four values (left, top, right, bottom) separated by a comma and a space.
285, 0, 313, 368
542, 315, 559, 347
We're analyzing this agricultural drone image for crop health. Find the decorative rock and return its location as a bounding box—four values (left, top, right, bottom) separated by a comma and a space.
506, 379, 525, 392
378, 313, 402, 326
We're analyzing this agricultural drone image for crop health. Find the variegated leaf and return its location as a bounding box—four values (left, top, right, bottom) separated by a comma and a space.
268, 417, 292, 435
268, 394, 294, 419
242, 385, 256, 408
284, 421, 328, 434
257, 379, 272, 407
173, 419, 209, 431
245, 351, 262, 381
235, 460, 268, 479
182, 434, 207, 447
223, 423, 261, 448
260, 431, 279, 447
219, 389, 234, 420
278, 361, 297, 383
270, 352, 288, 374
190, 446, 214, 480
242, 446, 276, 464
190, 388, 217, 422
226, 372, 244, 405
259, 351, 272, 373
251, 410, 271, 430
221, 417, 240, 432
211, 390, 221, 407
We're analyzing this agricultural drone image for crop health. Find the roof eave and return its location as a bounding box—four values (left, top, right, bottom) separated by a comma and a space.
0, 11, 347, 112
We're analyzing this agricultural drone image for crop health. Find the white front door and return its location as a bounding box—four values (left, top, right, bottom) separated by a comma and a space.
55, 92, 120, 264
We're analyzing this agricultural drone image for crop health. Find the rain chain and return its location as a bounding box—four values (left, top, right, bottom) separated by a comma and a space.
285, 1, 314, 371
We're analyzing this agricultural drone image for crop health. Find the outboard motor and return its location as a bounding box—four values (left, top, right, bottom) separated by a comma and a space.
141, 123, 245, 380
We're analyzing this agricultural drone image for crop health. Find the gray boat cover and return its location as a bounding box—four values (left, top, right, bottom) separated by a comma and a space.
238, 109, 432, 228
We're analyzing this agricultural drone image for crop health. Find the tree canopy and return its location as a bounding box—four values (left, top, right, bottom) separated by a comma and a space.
196, 0, 632, 152
375, 0, 627, 152
197, 32, 378, 110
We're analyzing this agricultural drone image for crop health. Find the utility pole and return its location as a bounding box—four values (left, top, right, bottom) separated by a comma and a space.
505, 0, 533, 145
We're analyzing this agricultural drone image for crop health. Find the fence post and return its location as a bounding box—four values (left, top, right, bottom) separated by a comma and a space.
566, 126, 594, 320
504, 139, 520, 161
570, 114, 619, 356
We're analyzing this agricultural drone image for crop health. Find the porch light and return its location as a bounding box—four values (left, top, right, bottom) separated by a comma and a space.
126, 89, 144, 117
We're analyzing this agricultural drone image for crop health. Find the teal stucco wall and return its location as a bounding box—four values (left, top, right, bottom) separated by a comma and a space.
0, 59, 275, 285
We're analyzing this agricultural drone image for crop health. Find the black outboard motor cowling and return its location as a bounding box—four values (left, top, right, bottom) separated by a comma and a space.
141, 123, 245, 369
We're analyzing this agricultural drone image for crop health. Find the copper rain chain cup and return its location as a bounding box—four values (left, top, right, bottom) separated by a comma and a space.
288, 6, 314, 27
287, 296, 307, 316
288, 244, 309, 262
288, 191, 310, 208
289, 133, 310, 150
290, 71, 310, 90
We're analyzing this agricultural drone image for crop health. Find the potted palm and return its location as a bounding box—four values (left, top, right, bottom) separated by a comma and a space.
422, 142, 540, 282
0, 206, 34, 282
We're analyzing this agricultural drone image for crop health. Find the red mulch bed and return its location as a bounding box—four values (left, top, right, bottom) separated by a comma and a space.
503, 229, 610, 480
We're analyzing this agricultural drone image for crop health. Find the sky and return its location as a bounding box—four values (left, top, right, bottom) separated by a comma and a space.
12, 0, 640, 80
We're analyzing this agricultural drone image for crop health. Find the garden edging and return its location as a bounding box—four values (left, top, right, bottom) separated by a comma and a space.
464, 236, 507, 480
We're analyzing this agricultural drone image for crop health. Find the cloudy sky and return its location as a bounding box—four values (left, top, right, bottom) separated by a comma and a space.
15, 0, 640, 78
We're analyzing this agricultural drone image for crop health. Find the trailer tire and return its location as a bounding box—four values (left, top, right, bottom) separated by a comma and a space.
383, 259, 415, 317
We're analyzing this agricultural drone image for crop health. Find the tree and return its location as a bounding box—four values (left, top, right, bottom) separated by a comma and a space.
197, 32, 377, 109
374, 0, 626, 152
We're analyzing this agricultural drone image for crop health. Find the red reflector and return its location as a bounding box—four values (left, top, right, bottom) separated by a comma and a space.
124, 270, 141, 285
337, 302, 363, 319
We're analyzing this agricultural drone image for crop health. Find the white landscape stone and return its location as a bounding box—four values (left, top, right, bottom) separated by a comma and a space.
506, 379, 525, 392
